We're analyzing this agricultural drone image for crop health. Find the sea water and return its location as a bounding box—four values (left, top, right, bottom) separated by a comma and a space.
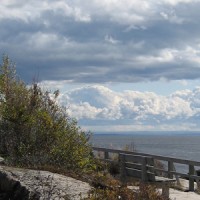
90, 131, 200, 173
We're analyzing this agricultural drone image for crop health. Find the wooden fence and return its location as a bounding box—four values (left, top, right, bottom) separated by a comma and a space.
92, 147, 200, 191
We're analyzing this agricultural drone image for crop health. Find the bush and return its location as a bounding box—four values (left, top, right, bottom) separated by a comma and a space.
0, 55, 95, 172
84, 181, 168, 200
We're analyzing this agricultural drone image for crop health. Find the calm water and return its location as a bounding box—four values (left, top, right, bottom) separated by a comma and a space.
90, 132, 200, 173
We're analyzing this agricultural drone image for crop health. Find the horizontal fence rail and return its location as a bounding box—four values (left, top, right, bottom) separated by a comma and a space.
92, 146, 200, 191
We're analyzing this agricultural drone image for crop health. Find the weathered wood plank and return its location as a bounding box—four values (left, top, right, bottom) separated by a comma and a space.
155, 176, 176, 183
92, 147, 200, 166
126, 168, 142, 179
123, 154, 146, 163
125, 168, 155, 181
125, 162, 141, 170
190, 175, 200, 181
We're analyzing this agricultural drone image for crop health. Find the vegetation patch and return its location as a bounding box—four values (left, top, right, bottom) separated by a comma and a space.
0, 55, 96, 173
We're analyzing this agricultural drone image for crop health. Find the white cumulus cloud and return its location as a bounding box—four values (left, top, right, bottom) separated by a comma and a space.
53, 85, 200, 131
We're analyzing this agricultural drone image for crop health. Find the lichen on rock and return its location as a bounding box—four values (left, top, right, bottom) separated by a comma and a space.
0, 165, 91, 200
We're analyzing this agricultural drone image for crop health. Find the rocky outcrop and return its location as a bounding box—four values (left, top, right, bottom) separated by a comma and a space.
0, 170, 30, 199
0, 165, 91, 200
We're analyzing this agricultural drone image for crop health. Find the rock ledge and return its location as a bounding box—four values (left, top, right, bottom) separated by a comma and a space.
0, 165, 91, 200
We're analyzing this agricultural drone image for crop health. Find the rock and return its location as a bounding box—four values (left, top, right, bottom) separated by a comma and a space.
0, 165, 91, 200
0, 170, 31, 199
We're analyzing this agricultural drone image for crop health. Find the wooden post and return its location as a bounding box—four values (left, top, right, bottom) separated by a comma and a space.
162, 183, 169, 199
194, 170, 200, 189
172, 163, 181, 186
189, 164, 195, 191
168, 161, 173, 179
104, 151, 109, 160
119, 153, 126, 183
141, 157, 147, 182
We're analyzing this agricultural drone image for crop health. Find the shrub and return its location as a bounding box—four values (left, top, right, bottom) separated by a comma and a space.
84, 182, 168, 200
0, 55, 95, 172
136, 184, 168, 200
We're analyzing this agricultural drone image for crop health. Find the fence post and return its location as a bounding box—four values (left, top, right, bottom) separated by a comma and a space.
141, 157, 147, 182
119, 153, 126, 183
104, 151, 109, 160
189, 164, 195, 191
194, 170, 200, 189
168, 161, 173, 179
172, 164, 181, 185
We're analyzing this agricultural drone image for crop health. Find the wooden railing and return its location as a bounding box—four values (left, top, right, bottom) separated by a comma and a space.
92, 147, 200, 191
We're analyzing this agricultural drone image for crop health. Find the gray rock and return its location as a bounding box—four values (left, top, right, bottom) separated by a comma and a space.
0, 165, 91, 200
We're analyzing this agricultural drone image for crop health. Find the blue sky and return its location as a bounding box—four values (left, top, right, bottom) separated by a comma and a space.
1, 0, 200, 132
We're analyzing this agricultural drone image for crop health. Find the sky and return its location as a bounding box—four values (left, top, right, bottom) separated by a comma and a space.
1, 0, 200, 132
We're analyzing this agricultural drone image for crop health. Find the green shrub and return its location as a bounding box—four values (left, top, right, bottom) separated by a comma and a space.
0, 55, 95, 172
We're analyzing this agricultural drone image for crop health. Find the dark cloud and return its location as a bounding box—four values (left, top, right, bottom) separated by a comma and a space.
1, 0, 200, 83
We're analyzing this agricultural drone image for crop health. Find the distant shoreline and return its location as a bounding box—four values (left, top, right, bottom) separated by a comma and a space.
93, 131, 200, 136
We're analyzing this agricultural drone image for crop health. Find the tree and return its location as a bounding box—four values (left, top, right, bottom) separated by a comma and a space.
0, 55, 94, 171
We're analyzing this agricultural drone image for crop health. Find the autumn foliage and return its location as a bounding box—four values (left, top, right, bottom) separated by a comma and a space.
0, 55, 94, 171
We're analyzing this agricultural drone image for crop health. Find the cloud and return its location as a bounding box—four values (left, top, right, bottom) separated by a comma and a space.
160, 11, 184, 24
1, 0, 200, 84
2, 1, 200, 132
0, 1, 91, 22
104, 35, 120, 44
54, 85, 200, 131
163, 0, 199, 6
